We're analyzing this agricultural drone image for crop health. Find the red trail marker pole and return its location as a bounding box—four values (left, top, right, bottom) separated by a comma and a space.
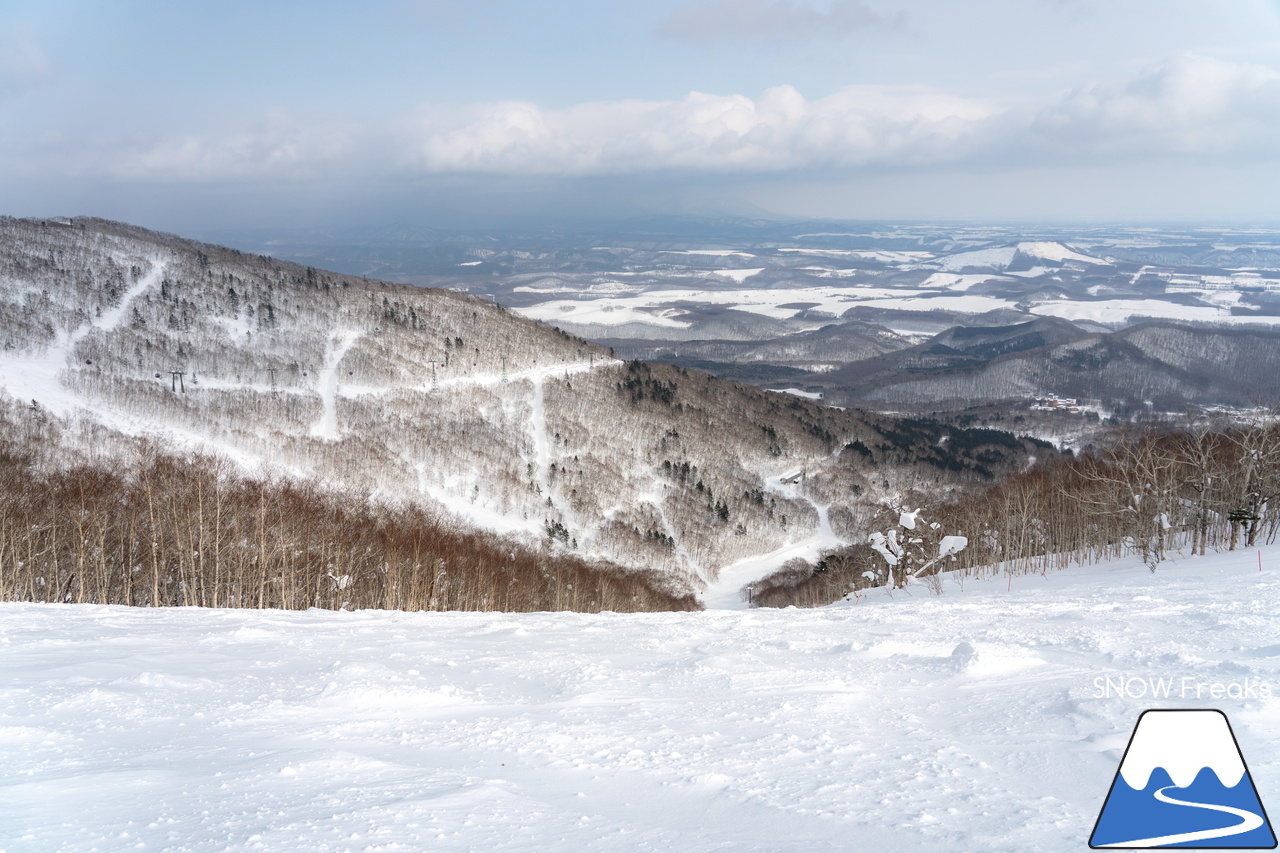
1260, 549, 1264, 572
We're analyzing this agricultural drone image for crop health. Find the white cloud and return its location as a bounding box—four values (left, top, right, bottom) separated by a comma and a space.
1028, 54, 1280, 158
404, 84, 995, 175
658, 0, 907, 41
40, 55, 1280, 185
398, 56, 1280, 176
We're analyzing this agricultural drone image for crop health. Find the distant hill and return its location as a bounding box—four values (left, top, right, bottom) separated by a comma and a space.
808, 320, 1280, 413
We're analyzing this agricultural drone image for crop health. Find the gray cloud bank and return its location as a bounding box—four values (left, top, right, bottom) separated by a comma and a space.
12, 54, 1280, 189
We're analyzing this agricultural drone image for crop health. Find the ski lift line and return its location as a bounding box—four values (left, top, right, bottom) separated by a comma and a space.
247, 355, 608, 378
147, 355, 613, 394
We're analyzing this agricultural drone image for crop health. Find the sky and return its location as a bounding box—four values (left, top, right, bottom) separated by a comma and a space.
3, 0, 1280, 231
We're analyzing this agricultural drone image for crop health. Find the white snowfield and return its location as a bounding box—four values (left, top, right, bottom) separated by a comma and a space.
932, 242, 1106, 272
4, 547, 1279, 852
512, 276, 1280, 333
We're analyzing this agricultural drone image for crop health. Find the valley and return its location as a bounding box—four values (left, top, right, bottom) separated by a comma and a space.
236, 219, 1280, 421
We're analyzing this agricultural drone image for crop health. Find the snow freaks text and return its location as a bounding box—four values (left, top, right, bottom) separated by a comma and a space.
1094, 676, 1273, 701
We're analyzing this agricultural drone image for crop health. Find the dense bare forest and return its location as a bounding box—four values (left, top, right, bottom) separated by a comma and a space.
0, 398, 696, 613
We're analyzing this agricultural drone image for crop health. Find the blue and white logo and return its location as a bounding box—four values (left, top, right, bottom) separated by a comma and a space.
1091, 709, 1276, 848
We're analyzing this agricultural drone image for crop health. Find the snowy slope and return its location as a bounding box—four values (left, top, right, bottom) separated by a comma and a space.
936, 246, 1018, 271
4, 546, 1278, 852
933, 242, 1105, 272
1017, 241, 1107, 266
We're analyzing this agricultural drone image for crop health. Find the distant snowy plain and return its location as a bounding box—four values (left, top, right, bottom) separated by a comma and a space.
510, 240, 1280, 337
4, 547, 1279, 852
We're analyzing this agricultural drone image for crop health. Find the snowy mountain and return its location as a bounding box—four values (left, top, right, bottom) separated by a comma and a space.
0, 217, 1038, 598
327, 220, 1280, 417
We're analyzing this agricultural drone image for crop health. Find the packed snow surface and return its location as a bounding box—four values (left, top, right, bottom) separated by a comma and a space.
4, 548, 1280, 852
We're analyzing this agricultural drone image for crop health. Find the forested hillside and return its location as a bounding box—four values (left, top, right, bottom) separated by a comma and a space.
0, 217, 1042, 604
811, 321, 1280, 412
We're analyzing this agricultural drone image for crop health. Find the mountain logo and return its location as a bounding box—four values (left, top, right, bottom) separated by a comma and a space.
1090, 709, 1277, 848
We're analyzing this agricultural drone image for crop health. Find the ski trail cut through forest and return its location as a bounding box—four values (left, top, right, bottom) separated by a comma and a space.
311, 330, 361, 440
74, 257, 168, 343
701, 471, 844, 610
431, 360, 603, 392
405, 360, 610, 539
0, 258, 167, 418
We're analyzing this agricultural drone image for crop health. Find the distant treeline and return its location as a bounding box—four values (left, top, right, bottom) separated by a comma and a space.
0, 407, 698, 614
752, 416, 1280, 608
